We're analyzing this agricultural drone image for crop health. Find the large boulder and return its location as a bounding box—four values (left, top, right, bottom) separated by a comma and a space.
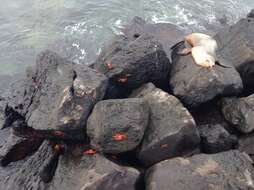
221, 94, 254, 134
199, 124, 238, 154
130, 83, 200, 166
215, 14, 254, 94
92, 33, 170, 91
4, 50, 108, 132
50, 154, 140, 190
146, 150, 254, 190
92, 17, 185, 99
87, 98, 149, 153
170, 45, 243, 107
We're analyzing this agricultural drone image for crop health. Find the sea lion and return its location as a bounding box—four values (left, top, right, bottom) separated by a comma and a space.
171, 33, 230, 68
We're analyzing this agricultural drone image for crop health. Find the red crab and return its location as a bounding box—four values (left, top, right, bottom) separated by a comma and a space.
112, 133, 127, 141
83, 149, 97, 155
105, 61, 113, 70
117, 76, 128, 83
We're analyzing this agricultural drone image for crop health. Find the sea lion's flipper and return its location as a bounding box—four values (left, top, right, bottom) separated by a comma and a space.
177, 48, 192, 55
215, 61, 232, 68
1, 138, 43, 166
170, 40, 185, 50
39, 153, 59, 183
39, 143, 65, 183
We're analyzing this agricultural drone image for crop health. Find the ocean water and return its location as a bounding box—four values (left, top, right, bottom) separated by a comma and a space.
0, 0, 253, 75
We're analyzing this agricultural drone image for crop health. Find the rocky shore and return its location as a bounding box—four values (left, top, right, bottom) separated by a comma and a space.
1, 9, 254, 190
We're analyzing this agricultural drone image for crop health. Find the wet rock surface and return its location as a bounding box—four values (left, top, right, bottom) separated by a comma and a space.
87, 98, 149, 153
50, 154, 140, 190
5, 50, 108, 131
216, 15, 254, 94
130, 83, 200, 166
199, 124, 238, 154
146, 150, 254, 190
221, 94, 254, 134
170, 47, 243, 107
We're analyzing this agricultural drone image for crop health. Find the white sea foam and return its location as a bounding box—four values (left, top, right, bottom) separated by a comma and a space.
0, 0, 253, 74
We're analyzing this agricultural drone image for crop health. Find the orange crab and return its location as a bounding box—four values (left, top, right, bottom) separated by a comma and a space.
117, 76, 128, 83
83, 149, 97, 155
112, 133, 127, 141
160, 144, 168, 149
53, 131, 65, 138
105, 61, 113, 70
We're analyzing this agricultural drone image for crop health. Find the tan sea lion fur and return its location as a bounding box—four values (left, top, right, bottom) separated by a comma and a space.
177, 33, 219, 68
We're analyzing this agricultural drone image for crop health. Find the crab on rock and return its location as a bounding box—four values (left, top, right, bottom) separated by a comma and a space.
0, 50, 108, 182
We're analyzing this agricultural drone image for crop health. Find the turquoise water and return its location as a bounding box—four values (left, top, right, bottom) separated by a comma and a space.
0, 0, 253, 75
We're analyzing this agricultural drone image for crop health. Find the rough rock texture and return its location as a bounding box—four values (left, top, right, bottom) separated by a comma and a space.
0, 73, 27, 129
146, 150, 254, 190
92, 34, 170, 90
92, 17, 184, 98
0, 141, 53, 190
221, 94, 254, 133
87, 98, 149, 153
122, 16, 185, 59
130, 83, 200, 166
239, 133, 254, 161
170, 45, 243, 107
0, 128, 43, 166
190, 100, 230, 129
50, 154, 140, 190
199, 124, 238, 154
0, 129, 11, 153
0, 79, 27, 129
215, 15, 254, 94
5, 50, 108, 131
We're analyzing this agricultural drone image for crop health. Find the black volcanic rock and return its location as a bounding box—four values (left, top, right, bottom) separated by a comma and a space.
199, 124, 238, 154
146, 150, 254, 190
215, 16, 254, 94
92, 17, 185, 98
221, 94, 254, 134
50, 154, 140, 190
4, 50, 108, 132
87, 98, 149, 153
239, 133, 254, 161
130, 83, 200, 166
170, 44, 243, 107
92, 34, 170, 92
247, 9, 254, 18
0, 141, 53, 190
